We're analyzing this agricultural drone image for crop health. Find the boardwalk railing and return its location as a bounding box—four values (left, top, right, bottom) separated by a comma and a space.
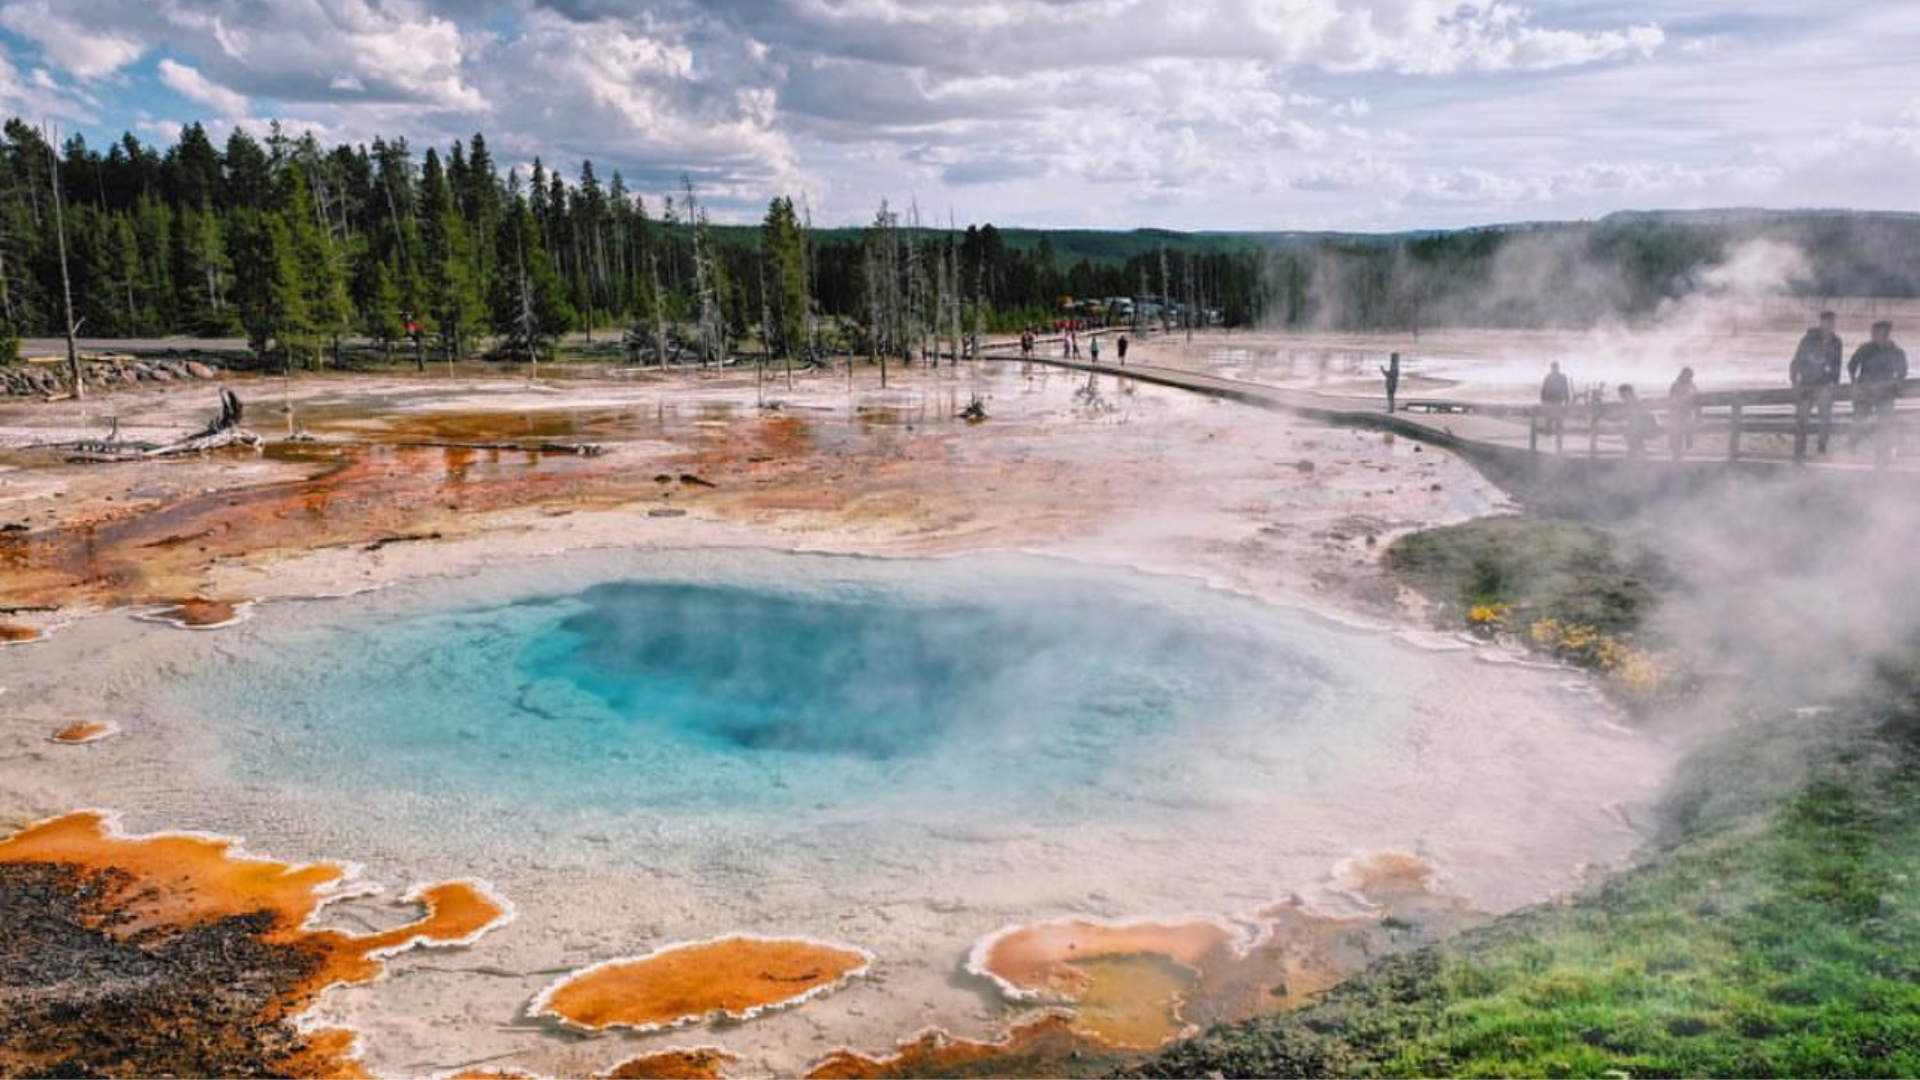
1507, 378, 1920, 467
985, 349, 1917, 471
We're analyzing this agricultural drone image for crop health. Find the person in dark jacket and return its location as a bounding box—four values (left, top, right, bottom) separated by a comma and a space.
1790, 310, 1843, 462
1116, 334, 1129, 365
1539, 361, 1572, 453
1380, 353, 1402, 413
1847, 320, 1908, 467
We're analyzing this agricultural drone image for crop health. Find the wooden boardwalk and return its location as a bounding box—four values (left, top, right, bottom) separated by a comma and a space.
983, 349, 1920, 481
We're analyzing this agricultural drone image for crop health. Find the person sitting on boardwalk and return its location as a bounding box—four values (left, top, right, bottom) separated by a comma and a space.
1847, 320, 1908, 467
1539, 361, 1572, 452
1667, 367, 1700, 460
1790, 310, 1844, 463
1379, 353, 1402, 414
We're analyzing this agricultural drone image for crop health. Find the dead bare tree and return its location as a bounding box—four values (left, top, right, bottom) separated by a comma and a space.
511, 227, 541, 380
683, 177, 724, 366
1175, 251, 1190, 340
1157, 245, 1172, 336
903, 200, 923, 367
757, 253, 772, 406
946, 210, 961, 365
45, 123, 82, 400
800, 196, 818, 388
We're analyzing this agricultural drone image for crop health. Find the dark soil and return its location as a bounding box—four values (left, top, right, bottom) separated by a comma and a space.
0, 861, 338, 1079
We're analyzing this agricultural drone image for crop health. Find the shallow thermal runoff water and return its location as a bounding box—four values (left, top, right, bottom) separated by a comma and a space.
2, 548, 1672, 1073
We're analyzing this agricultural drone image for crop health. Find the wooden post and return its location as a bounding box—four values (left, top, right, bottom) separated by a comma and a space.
1727, 403, 1742, 462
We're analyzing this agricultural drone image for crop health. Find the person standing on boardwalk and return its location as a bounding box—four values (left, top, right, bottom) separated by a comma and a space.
1380, 352, 1402, 413
1539, 361, 1572, 453
1667, 367, 1700, 460
1847, 320, 1908, 467
1116, 334, 1129, 365
1790, 310, 1844, 463
1089, 336, 1102, 364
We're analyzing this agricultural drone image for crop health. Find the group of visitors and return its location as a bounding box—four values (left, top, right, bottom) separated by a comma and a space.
1533, 363, 1701, 461
1790, 311, 1909, 465
1528, 312, 1908, 466
1018, 327, 1130, 365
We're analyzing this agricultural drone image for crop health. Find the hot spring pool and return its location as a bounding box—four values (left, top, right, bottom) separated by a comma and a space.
6, 549, 1671, 1071
169, 554, 1377, 825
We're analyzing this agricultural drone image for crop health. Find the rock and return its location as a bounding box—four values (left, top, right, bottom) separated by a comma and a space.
185, 361, 217, 379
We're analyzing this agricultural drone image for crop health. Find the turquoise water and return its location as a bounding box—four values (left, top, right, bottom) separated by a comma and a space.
175, 556, 1376, 826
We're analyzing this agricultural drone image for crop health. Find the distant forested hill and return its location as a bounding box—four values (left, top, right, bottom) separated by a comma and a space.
4, 116, 1916, 364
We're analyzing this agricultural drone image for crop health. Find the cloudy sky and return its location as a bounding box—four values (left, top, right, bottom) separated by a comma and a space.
1, 0, 1914, 229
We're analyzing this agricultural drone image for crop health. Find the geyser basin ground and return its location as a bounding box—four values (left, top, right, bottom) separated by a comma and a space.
2, 549, 1672, 1075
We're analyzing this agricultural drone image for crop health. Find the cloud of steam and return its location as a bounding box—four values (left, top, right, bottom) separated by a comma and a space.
1651, 238, 1812, 337
1631, 470, 1920, 711
1262, 225, 1844, 340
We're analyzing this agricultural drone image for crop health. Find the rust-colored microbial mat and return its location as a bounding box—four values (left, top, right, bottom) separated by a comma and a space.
805, 1013, 1132, 1079
531, 936, 872, 1033
597, 1047, 737, 1079
0, 810, 513, 1078
141, 597, 251, 629
962, 860, 1479, 1054
0, 623, 38, 643
49, 720, 118, 744
967, 919, 1238, 1047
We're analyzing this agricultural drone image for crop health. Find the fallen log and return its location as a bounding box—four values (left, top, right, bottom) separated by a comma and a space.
142, 427, 262, 457
54, 389, 261, 461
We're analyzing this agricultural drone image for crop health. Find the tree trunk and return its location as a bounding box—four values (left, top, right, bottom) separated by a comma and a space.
47, 129, 83, 400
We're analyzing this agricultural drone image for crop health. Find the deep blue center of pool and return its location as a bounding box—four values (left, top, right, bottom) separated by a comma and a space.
527, 583, 1045, 759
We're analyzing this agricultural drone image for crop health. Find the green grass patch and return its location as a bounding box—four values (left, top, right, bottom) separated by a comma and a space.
1386, 517, 1670, 639
1386, 516, 1687, 702
1133, 658, 1920, 1078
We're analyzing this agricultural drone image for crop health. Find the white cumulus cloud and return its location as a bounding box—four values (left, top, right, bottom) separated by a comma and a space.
157, 58, 247, 117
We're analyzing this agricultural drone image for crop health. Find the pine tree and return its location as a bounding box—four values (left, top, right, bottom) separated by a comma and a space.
490, 196, 570, 363
761, 196, 808, 362
281, 164, 350, 367
228, 209, 306, 368
223, 129, 273, 210
358, 252, 404, 362
418, 148, 484, 362
171, 207, 232, 334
